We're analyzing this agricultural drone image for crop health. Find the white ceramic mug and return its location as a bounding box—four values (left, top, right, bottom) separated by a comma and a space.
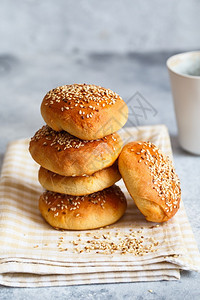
167, 51, 200, 155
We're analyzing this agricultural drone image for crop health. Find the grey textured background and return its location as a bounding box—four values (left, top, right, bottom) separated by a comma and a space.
1, 0, 200, 54
0, 0, 200, 299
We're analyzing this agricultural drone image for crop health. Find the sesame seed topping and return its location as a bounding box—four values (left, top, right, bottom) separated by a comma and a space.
31, 125, 92, 151
43, 84, 123, 121
132, 141, 181, 216
43, 186, 126, 216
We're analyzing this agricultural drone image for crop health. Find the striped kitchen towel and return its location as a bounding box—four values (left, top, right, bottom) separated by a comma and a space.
0, 125, 199, 287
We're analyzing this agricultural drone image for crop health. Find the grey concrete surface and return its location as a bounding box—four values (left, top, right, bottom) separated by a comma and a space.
0, 0, 200, 298
0, 0, 200, 55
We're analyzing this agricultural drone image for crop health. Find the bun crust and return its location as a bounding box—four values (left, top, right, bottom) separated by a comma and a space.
29, 125, 123, 176
40, 84, 128, 140
38, 163, 121, 196
118, 141, 181, 222
39, 185, 127, 230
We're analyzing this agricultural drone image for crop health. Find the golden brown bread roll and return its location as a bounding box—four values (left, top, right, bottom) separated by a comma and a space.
118, 141, 181, 223
29, 125, 123, 176
40, 84, 128, 140
38, 163, 121, 196
39, 185, 127, 230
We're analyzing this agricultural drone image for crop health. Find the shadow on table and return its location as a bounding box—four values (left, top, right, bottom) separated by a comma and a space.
0, 154, 4, 173
170, 134, 199, 158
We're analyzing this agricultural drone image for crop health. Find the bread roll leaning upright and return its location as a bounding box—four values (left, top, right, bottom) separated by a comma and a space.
118, 141, 181, 223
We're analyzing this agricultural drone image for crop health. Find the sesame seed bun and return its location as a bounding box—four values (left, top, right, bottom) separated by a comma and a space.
40, 84, 128, 140
39, 185, 127, 230
29, 125, 123, 176
118, 141, 181, 223
38, 163, 121, 196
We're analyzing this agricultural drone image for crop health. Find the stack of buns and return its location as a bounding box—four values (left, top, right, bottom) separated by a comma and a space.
29, 83, 181, 227
29, 84, 128, 230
